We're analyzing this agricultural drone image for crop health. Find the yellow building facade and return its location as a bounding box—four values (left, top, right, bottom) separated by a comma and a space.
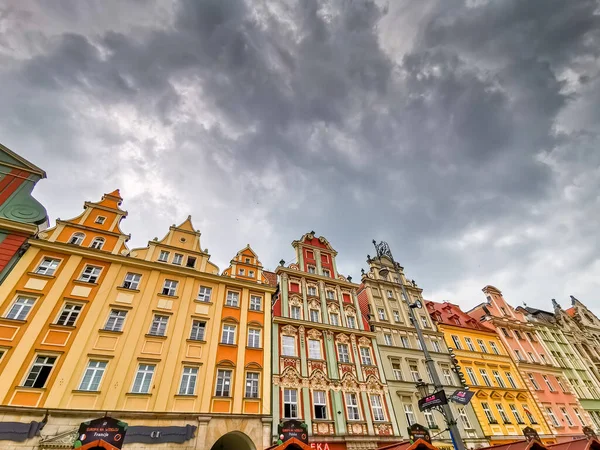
426, 301, 554, 445
0, 190, 275, 450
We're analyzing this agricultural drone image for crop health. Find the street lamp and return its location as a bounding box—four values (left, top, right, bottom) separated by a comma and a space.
372, 241, 467, 450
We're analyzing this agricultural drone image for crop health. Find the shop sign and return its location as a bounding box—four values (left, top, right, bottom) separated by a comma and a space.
522, 426, 540, 442
449, 389, 474, 405
418, 390, 448, 411
310, 443, 347, 450
73, 416, 128, 449
408, 423, 431, 443
279, 420, 308, 444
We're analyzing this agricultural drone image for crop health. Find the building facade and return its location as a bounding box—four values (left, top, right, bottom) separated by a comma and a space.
0, 143, 48, 282
469, 286, 590, 442
517, 304, 600, 432
357, 247, 487, 450
272, 232, 399, 450
0, 190, 274, 450
426, 301, 554, 445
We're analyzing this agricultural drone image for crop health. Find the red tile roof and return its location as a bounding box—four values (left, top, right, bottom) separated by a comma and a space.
264, 270, 278, 287
426, 300, 497, 333
357, 283, 369, 317
548, 438, 600, 450
474, 440, 547, 450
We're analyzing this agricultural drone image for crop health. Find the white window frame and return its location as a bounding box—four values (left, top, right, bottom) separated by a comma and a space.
307, 265, 316, 274
323, 268, 331, 277
451, 335, 462, 349
378, 308, 386, 320
493, 371, 506, 388
250, 295, 262, 311
94, 216, 106, 224
79, 265, 102, 283
172, 253, 183, 265
409, 364, 420, 382
337, 343, 350, 363
307, 286, 317, 296
158, 250, 170, 262
465, 337, 475, 351
360, 347, 373, 365
326, 290, 335, 300
443, 368, 454, 385
23, 355, 57, 388
459, 407, 473, 429
248, 328, 261, 348
197, 286, 212, 302
131, 364, 154, 393
329, 312, 339, 326
313, 390, 327, 419
290, 305, 302, 320
56, 303, 83, 326
35, 258, 60, 276
477, 339, 488, 353
149, 314, 169, 336
284, 388, 298, 418
89, 237, 105, 250
308, 339, 322, 359
122, 273, 141, 290
560, 407, 573, 426
104, 309, 127, 331
509, 404, 524, 424
226, 291, 239, 307
215, 369, 232, 397
543, 375, 555, 392
432, 340, 441, 352
506, 372, 517, 388
161, 279, 178, 296
6, 296, 36, 321
546, 407, 560, 427
68, 232, 85, 245
490, 341, 500, 354
480, 369, 492, 387
384, 334, 393, 346
393, 310, 401, 322
496, 403, 510, 424
371, 394, 386, 421
404, 403, 416, 426
282, 336, 296, 356
221, 324, 236, 345
78, 360, 107, 391
466, 367, 478, 385
482, 402, 496, 423
392, 362, 403, 380
528, 373, 540, 390
190, 320, 206, 341
245, 372, 259, 398
345, 392, 361, 420
346, 315, 357, 329
178, 366, 198, 395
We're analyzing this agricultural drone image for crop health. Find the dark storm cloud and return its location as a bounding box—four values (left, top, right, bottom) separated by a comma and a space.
0, 0, 599, 311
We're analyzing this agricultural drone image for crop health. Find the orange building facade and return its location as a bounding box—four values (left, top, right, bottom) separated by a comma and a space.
0, 190, 274, 450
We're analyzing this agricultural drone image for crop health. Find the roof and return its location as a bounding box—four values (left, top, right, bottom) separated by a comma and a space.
378, 439, 438, 450
0, 142, 46, 178
264, 270, 278, 287
475, 440, 548, 450
426, 300, 497, 333
565, 307, 576, 317
265, 437, 312, 450
357, 283, 370, 317
547, 438, 600, 450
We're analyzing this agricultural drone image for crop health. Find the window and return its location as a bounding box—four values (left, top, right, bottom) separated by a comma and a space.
540, 354, 547, 364
197, 286, 212, 302
186, 256, 196, 268
323, 269, 331, 277
149, 315, 169, 336
387, 290, 393, 299
490, 341, 500, 354
409, 364, 420, 382
573, 408, 585, 426
330, 313, 339, 326
245, 257, 251, 263
465, 337, 475, 351
420, 316, 428, 328
131, 364, 154, 393
480, 369, 492, 386
190, 320, 206, 341
35, 258, 60, 276
250, 295, 262, 311
392, 363, 403, 380
466, 367, 478, 385
122, 273, 141, 290
346, 393, 360, 420
23, 356, 56, 388
384, 334, 393, 346
509, 404, 524, 424
501, 327, 510, 337
557, 378, 567, 392
221, 325, 236, 345
314, 390, 327, 419
225, 291, 239, 307
477, 340, 488, 353
482, 403, 496, 423
79, 360, 107, 391
500, 306, 508, 316
248, 329, 261, 348
404, 404, 416, 426
526, 332, 536, 342
291, 305, 301, 320
161, 279, 178, 296
104, 309, 127, 331
514, 330, 523, 340
371, 395, 386, 421
493, 371, 506, 388
524, 406, 537, 424
179, 367, 198, 395
451, 335, 462, 349
338, 343, 350, 363
308, 286, 317, 296
310, 309, 320, 323
56, 303, 82, 326
514, 349, 524, 361
528, 352, 537, 363
238, 268, 245, 275
308, 266, 316, 274
284, 389, 298, 418
346, 316, 356, 329
432, 340, 441, 352
546, 407, 560, 427
443, 368, 454, 385
400, 336, 410, 348
528, 373, 540, 390
459, 407, 473, 429
496, 404, 511, 424
326, 290, 335, 300
282, 336, 296, 356
68, 232, 85, 245
79, 265, 102, 283
158, 250, 169, 262
543, 375, 555, 392
506, 372, 518, 388
308, 339, 322, 359
245, 372, 259, 398
215, 369, 232, 397
561, 407, 574, 426
6, 296, 36, 320
393, 310, 401, 322
172, 253, 183, 265
378, 308, 386, 320
94, 216, 106, 224
89, 237, 105, 250
360, 347, 372, 365
424, 410, 436, 428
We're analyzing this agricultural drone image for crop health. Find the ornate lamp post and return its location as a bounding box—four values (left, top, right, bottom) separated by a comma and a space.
372, 241, 467, 450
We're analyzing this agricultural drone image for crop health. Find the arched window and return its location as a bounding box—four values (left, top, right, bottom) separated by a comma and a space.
68, 232, 85, 245
89, 237, 105, 250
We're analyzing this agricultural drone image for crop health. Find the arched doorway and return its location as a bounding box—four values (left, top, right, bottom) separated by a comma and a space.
210, 431, 256, 450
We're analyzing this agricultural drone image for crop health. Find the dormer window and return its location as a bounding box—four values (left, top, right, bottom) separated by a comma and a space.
238, 268, 245, 276
95, 216, 106, 225
245, 257, 251, 263
68, 232, 85, 246
186, 256, 196, 268
248, 270, 255, 277
89, 237, 105, 250
453, 317, 461, 325
158, 250, 169, 262
172, 253, 183, 265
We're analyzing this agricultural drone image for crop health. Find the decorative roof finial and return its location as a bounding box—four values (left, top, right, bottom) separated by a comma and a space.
551, 299, 561, 309
279, 259, 285, 266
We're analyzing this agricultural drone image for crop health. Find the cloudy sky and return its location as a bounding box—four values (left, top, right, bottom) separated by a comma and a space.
1, 0, 599, 314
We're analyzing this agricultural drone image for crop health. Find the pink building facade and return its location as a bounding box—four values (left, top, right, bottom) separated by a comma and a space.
469, 285, 590, 442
